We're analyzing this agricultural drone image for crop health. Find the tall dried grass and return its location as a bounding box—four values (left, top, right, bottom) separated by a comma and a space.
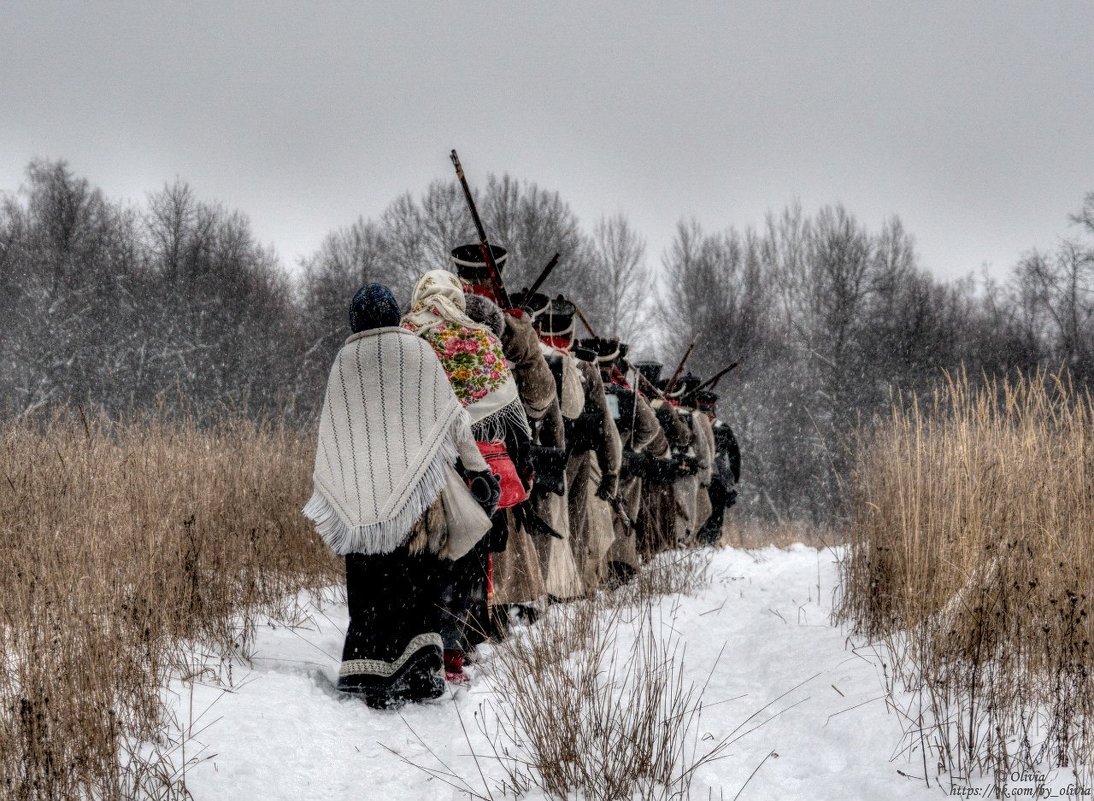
838, 371, 1094, 785
0, 410, 338, 800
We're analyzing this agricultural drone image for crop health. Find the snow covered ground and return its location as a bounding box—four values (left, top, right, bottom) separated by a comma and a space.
161, 546, 965, 799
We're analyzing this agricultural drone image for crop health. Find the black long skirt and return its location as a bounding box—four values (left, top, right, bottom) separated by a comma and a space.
337, 546, 445, 708
439, 539, 491, 652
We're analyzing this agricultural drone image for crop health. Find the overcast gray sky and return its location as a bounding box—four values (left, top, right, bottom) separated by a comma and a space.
2, 1, 1092, 281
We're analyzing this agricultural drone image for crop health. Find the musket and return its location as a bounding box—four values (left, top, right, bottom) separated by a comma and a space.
574, 304, 598, 337
522, 252, 560, 308
663, 338, 698, 396
696, 361, 740, 392
450, 149, 511, 308
629, 364, 666, 400
609, 493, 632, 529
515, 501, 563, 539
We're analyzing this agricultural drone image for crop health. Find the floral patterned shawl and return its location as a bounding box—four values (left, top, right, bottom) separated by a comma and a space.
403, 270, 530, 442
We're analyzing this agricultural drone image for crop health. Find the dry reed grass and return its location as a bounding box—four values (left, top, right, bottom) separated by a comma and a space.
0, 410, 338, 800
838, 370, 1094, 786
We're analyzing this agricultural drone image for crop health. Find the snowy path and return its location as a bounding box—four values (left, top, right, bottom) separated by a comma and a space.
166, 546, 940, 800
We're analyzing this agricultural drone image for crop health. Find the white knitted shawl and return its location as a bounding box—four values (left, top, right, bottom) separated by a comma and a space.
303, 326, 469, 555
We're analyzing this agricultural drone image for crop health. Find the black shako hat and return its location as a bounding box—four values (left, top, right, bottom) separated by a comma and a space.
693, 390, 719, 413
572, 345, 597, 362
634, 361, 663, 387
538, 295, 577, 336
450, 244, 510, 281
656, 374, 700, 400
510, 288, 550, 318
678, 373, 703, 396
660, 372, 703, 399
577, 337, 622, 364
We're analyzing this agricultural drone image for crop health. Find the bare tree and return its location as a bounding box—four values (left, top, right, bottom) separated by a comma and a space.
585, 214, 651, 342
1013, 241, 1094, 381
481, 173, 592, 298
419, 179, 475, 272
0, 161, 141, 417
293, 217, 390, 407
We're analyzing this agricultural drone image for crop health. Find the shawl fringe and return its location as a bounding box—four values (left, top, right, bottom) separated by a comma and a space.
471, 396, 533, 443
303, 416, 463, 556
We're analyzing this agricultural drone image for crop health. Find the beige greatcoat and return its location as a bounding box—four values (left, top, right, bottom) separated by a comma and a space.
491, 310, 551, 606
672, 408, 714, 546
608, 390, 667, 572
565, 359, 623, 592
639, 400, 692, 558
690, 409, 717, 539
532, 345, 587, 600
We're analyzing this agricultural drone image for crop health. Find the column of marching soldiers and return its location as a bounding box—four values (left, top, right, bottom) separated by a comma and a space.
312, 153, 745, 699
448, 240, 742, 663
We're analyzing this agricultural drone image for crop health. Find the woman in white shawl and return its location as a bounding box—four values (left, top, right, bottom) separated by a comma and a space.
402, 270, 533, 678
303, 284, 497, 708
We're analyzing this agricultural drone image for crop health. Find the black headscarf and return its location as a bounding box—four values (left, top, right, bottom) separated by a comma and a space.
348, 284, 400, 333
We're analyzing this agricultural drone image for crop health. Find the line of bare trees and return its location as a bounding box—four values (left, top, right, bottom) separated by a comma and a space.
2, 159, 1091, 523
659, 199, 1094, 521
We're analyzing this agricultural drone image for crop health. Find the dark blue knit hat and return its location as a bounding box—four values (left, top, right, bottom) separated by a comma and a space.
348, 284, 400, 333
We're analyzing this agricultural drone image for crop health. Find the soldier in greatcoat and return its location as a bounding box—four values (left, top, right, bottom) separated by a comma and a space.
658, 374, 711, 546
453, 247, 557, 626
634, 362, 695, 559
694, 390, 740, 545
563, 335, 622, 592
533, 297, 621, 599
673, 374, 716, 543
582, 339, 668, 582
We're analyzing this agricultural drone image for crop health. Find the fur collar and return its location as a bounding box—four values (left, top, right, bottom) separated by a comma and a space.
464, 293, 506, 338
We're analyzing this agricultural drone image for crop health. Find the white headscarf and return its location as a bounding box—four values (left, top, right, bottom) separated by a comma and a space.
402, 270, 531, 442
402, 270, 484, 336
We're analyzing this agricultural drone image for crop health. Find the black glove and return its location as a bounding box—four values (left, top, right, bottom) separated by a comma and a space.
468, 469, 501, 517
596, 472, 619, 501
517, 443, 536, 490
675, 454, 700, 477
529, 445, 567, 496
620, 450, 648, 481
725, 486, 738, 508
505, 425, 535, 490
647, 456, 677, 484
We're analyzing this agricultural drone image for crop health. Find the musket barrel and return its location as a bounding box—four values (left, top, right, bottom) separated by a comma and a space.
574, 304, 598, 338
697, 361, 740, 392
664, 338, 698, 395
524, 252, 560, 305
450, 149, 511, 308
